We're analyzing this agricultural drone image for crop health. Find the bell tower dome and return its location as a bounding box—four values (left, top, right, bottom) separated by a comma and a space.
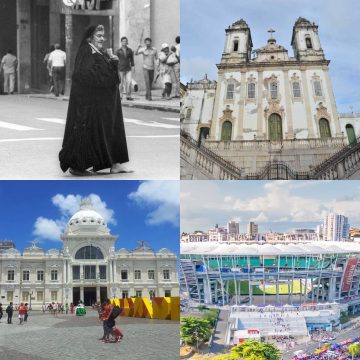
221, 19, 253, 63
291, 17, 325, 61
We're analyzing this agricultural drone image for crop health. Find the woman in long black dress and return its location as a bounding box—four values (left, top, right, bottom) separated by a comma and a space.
59, 24, 130, 176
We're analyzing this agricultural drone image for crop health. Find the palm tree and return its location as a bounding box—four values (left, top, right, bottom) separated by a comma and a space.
348, 343, 360, 360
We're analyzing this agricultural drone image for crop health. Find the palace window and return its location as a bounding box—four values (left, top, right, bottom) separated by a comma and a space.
7, 270, 14, 281
306, 37, 313, 49
314, 80, 323, 97
51, 270, 58, 281
164, 290, 171, 297
248, 83, 256, 99
75, 245, 104, 259
51, 291, 57, 302
135, 290, 142, 298
37, 291, 43, 302
292, 81, 301, 98
37, 270, 44, 281
7, 291, 13, 302
99, 265, 107, 280
163, 269, 170, 280
134, 270, 141, 280
148, 270, 155, 280
72, 266, 80, 280
270, 81, 278, 99
149, 290, 156, 299
22, 291, 29, 302
122, 290, 128, 299
84, 265, 96, 279
23, 270, 30, 281
121, 269, 128, 280
226, 84, 235, 99
233, 40, 239, 52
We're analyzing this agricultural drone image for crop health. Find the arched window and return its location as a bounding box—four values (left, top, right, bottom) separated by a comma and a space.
233, 40, 239, 52
268, 113, 283, 141
346, 124, 356, 144
319, 118, 331, 139
270, 81, 278, 99
305, 37, 312, 49
248, 83, 256, 98
75, 245, 104, 260
221, 121, 232, 141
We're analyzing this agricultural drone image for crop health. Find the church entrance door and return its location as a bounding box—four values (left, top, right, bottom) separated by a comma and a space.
346, 124, 356, 144
268, 113, 282, 141
84, 287, 97, 306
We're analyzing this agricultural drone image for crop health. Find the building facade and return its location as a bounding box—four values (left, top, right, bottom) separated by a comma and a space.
323, 213, 350, 241
181, 18, 360, 179
0, 200, 179, 308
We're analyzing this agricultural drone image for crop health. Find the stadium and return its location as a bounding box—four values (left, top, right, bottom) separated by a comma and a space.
180, 241, 360, 343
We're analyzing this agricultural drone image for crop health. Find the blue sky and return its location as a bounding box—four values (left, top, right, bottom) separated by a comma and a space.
181, 0, 360, 113
0, 181, 179, 254
181, 181, 360, 233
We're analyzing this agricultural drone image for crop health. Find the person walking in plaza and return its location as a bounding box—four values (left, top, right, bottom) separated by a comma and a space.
59, 24, 131, 176
135, 37, 157, 101
1, 49, 17, 95
158, 44, 174, 100
99, 298, 112, 342
6, 302, 13, 324
172, 36, 180, 98
70, 302, 74, 314
43, 45, 55, 93
18, 303, 26, 325
48, 44, 66, 97
42, 303, 46, 313
24, 303, 29, 322
116, 36, 135, 101
0, 303, 3, 322
65, 303, 69, 314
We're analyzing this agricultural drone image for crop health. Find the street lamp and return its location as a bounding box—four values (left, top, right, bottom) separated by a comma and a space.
29, 290, 33, 310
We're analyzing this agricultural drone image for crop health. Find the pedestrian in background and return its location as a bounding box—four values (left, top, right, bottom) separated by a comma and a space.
0, 303, 3, 322
18, 302, 26, 325
70, 302, 74, 314
158, 43, 174, 100
6, 302, 13, 324
43, 45, 55, 93
172, 36, 180, 98
59, 24, 131, 176
48, 44, 66, 97
116, 36, 134, 101
24, 303, 29, 322
135, 37, 157, 101
1, 49, 17, 95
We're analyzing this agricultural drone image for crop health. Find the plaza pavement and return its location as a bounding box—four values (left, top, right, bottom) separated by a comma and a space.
0, 310, 179, 360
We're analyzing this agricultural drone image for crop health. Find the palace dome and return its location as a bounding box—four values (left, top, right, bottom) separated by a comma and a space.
65, 198, 110, 235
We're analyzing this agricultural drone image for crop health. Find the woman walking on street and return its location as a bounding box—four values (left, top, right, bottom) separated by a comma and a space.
59, 24, 131, 176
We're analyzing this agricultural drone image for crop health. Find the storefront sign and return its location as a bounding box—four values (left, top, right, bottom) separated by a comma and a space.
342, 257, 359, 292
63, 0, 112, 10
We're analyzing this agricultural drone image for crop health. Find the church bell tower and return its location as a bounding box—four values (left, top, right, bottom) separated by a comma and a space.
291, 17, 325, 61
221, 19, 253, 63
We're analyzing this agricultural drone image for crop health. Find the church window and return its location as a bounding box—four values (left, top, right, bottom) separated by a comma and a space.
226, 84, 235, 99
84, 265, 96, 279
122, 290, 128, 299
164, 290, 172, 297
221, 121, 232, 141
163, 269, 170, 280
75, 245, 104, 259
121, 269, 128, 280
148, 270, 155, 279
73, 266, 80, 280
270, 81, 278, 99
99, 265, 107, 279
185, 108, 192, 120
306, 37, 312, 49
248, 83, 256, 98
319, 118, 331, 138
37, 270, 44, 281
51, 270, 58, 281
134, 270, 141, 280
23, 270, 30, 281
233, 40, 239, 52
314, 80, 323, 97
7, 270, 14, 281
292, 81, 301, 98
135, 290, 142, 298
268, 113, 283, 141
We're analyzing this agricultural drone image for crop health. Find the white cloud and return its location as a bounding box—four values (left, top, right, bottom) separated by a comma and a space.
33, 193, 116, 241
128, 181, 179, 226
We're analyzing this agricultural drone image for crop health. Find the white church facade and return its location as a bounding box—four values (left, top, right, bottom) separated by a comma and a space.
0, 200, 179, 308
181, 18, 360, 179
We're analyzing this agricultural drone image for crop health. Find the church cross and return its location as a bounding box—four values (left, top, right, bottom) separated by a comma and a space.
268, 28, 275, 39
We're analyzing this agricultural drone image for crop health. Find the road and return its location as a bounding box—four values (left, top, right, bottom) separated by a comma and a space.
0, 95, 179, 179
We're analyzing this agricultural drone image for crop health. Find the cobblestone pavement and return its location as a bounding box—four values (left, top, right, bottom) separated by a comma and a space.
0, 310, 179, 360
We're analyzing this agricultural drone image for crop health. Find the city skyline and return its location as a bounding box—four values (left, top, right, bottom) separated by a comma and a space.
181, 181, 360, 234
181, 0, 360, 113
0, 181, 180, 254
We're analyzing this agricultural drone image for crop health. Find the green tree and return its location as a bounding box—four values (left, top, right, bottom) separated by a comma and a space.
231, 340, 281, 360
348, 343, 360, 360
180, 316, 212, 348
202, 308, 219, 327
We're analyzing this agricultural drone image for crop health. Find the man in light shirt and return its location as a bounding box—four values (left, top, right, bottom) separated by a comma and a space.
48, 44, 66, 97
1, 49, 17, 95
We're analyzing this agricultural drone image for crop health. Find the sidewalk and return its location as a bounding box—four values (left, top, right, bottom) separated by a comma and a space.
27, 88, 180, 113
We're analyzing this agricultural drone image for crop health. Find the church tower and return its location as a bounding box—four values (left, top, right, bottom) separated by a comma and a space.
221, 19, 253, 63
291, 17, 325, 61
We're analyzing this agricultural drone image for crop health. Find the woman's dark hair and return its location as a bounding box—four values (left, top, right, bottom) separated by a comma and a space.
79, 24, 105, 48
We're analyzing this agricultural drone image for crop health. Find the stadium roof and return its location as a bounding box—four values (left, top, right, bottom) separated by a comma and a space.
181, 241, 360, 256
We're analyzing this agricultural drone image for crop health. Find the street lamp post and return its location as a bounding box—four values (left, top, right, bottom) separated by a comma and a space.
29, 290, 33, 310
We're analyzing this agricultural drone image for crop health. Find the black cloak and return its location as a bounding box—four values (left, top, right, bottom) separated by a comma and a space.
59, 43, 129, 172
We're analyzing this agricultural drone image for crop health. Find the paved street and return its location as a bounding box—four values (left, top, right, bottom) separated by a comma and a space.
0, 95, 179, 179
0, 310, 179, 360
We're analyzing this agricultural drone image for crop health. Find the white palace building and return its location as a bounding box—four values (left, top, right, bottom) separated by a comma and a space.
181, 17, 360, 180
0, 199, 179, 308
